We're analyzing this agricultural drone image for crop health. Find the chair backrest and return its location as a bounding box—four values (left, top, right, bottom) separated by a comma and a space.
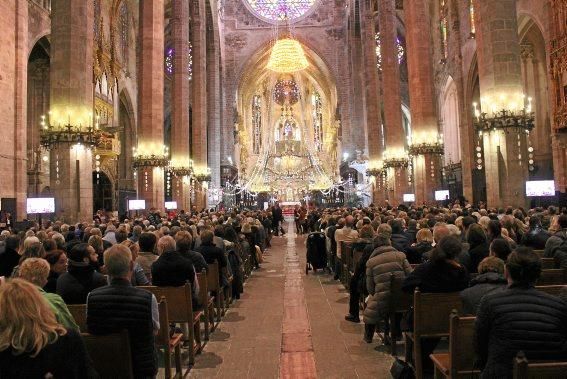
82, 330, 134, 379
67, 304, 87, 332
513, 352, 567, 379
207, 261, 220, 292
389, 273, 413, 313
535, 285, 567, 297
537, 269, 566, 285
414, 288, 463, 337
197, 270, 208, 305
448, 311, 477, 375
139, 283, 192, 323
540, 258, 555, 270
156, 297, 169, 346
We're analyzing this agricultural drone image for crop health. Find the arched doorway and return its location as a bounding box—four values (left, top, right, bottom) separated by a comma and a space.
93, 171, 113, 213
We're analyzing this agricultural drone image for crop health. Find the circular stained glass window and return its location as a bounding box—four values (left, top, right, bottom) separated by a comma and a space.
246, 0, 317, 22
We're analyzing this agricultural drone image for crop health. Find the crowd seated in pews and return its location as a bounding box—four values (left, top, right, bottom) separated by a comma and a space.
0, 207, 273, 377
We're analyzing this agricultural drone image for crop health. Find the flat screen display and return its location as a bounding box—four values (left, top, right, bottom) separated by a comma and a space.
165, 201, 178, 210
128, 200, 146, 211
435, 190, 450, 201
403, 194, 415, 202
526, 180, 555, 197
26, 198, 55, 214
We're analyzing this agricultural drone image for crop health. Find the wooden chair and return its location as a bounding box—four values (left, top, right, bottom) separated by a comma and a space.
388, 273, 414, 356
430, 311, 480, 378
82, 330, 134, 379
513, 351, 567, 379
533, 250, 545, 258
541, 258, 555, 270
404, 289, 463, 379
140, 283, 202, 365
197, 270, 215, 340
537, 269, 567, 285
536, 285, 567, 297
67, 304, 87, 332
156, 297, 183, 379
207, 261, 223, 323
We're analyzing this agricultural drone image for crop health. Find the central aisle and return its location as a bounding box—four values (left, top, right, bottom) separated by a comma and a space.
188, 223, 393, 378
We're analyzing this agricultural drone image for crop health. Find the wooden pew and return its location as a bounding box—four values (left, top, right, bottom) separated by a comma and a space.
388, 273, 414, 356
513, 352, 567, 379
404, 289, 463, 379
541, 257, 555, 270
533, 250, 545, 258
140, 283, 202, 365
430, 311, 480, 378
207, 261, 224, 322
536, 285, 567, 297
67, 304, 87, 332
197, 271, 215, 340
157, 297, 183, 379
82, 330, 133, 378
537, 269, 567, 285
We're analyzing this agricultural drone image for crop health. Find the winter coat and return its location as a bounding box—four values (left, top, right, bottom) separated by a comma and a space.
468, 242, 490, 273
460, 272, 507, 315
405, 241, 432, 264
56, 261, 107, 304
475, 285, 567, 379
363, 246, 412, 324
520, 227, 550, 250
544, 229, 567, 268
402, 260, 469, 294
391, 233, 410, 253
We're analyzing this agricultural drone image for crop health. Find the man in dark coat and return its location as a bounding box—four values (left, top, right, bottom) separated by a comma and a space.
174, 231, 208, 273
196, 230, 228, 287
390, 219, 409, 253
475, 247, 567, 379
272, 202, 285, 236
87, 245, 159, 378
56, 243, 107, 304
520, 216, 550, 250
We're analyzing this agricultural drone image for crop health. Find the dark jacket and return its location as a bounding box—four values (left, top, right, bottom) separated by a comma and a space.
44, 270, 60, 293
520, 227, 550, 250
151, 251, 199, 307
179, 249, 208, 273
87, 278, 157, 378
0, 247, 20, 278
404, 228, 417, 245
197, 243, 228, 285
56, 261, 107, 304
272, 206, 283, 222
544, 230, 567, 268
0, 328, 97, 378
391, 233, 410, 253
475, 285, 567, 379
402, 260, 469, 294
405, 241, 432, 264
460, 272, 507, 315
468, 242, 490, 273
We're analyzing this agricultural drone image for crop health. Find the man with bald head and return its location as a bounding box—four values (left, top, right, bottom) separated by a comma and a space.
334, 215, 359, 280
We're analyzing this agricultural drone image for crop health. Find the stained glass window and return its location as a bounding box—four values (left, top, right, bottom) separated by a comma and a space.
165, 46, 193, 80
246, 0, 317, 21
469, 0, 476, 35
119, 2, 129, 67
440, 0, 448, 60
374, 32, 405, 72
252, 95, 262, 154
312, 91, 323, 152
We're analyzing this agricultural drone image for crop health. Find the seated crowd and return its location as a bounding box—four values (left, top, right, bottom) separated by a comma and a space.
0, 208, 272, 377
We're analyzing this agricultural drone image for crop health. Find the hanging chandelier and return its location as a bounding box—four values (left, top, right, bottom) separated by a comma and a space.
267, 38, 309, 73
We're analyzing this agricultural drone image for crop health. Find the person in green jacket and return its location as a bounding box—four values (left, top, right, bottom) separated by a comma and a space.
17, 258, 79, 330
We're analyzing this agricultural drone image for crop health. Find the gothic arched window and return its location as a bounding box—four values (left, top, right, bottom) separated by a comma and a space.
439, 0, 448, 60
246, 0, 316, 22
164, 45, 193, 80
374, 32, 405, 72
252, 95, 262, 154
469, 0, 476, 36
312, 91, 323, 152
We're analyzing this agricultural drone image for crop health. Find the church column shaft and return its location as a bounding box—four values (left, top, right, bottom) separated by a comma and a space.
171, 0, 191, 210
404, 0, 441, 204
379, 0, 408, 204
137, 0, 165, 210
475, 0, 527, 207
49, 0, 94, 222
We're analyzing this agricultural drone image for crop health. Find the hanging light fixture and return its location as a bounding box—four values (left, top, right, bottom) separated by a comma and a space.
267, 37, 309, 73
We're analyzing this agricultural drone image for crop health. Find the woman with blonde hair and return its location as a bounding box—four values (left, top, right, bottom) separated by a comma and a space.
0, 279, 96, 377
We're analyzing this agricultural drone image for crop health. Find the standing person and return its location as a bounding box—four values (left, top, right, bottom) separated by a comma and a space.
87, 245, 159, 378
334, 216, 359, 280
475, 248, 567, 378
0, 279, 96, 378
272, 202, 285, 236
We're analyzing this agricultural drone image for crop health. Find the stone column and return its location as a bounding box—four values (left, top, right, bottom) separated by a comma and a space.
360, 0, 385, 204
475, 0, 527, 207
190, 0, 208, 210
403, 0, 442, 205
379, 0, 408, 204
137, 0, 165, 210
49, 0, 93, 222
207, 21, 221, 188
170, 0, 191, 211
